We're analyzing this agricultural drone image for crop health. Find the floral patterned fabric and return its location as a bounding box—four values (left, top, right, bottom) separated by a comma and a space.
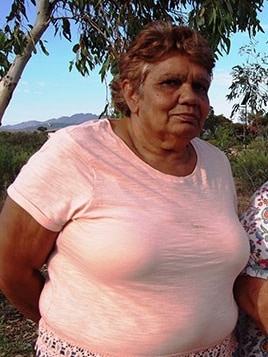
235, 181, 268, 356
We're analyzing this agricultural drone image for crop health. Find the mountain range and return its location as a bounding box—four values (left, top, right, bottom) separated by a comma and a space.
0, 113, 99, 132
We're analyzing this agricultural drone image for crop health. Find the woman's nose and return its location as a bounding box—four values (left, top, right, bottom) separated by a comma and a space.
178, 84, 199, 106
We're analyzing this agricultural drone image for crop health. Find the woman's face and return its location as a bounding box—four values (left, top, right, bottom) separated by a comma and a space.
126, 53, 211, 146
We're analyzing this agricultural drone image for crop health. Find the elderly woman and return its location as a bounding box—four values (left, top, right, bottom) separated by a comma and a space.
0, 21, 249, 357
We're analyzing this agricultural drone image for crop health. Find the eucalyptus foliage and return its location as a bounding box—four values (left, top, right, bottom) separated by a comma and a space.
227, 40, 268, 117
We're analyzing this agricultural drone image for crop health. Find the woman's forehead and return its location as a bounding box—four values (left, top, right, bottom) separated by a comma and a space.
146, 55, 211, 81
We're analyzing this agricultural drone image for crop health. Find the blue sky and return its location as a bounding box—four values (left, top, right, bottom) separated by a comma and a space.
1, 1, 268, 126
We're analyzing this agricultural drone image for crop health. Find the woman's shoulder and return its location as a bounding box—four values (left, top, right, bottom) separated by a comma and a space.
192, 137, 227, 160
46, 118, 111, 153
59, 118, 109, 140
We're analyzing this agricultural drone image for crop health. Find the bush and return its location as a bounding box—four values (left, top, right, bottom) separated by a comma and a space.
228, 144, 268, 214
208, 125, 238, 152
0, 131, 47, 203
230, 148, 268, 191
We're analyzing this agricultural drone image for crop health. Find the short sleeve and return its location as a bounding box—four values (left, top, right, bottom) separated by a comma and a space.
240, 181, 268, 279
7, 129, 95, 232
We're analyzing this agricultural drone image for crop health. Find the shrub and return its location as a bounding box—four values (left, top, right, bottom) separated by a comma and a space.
228, 146, 268, 214
230, 149, 267, 190
0, 131, 47, 203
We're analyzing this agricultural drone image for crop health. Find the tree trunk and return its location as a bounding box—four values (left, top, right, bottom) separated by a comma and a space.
0, 0, 52, 125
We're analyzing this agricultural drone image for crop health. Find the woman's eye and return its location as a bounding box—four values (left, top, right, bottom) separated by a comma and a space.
161, 79, 181, 87
193, 83, 208, 94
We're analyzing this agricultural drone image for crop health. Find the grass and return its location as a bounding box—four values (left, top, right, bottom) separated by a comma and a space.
0, 292, 37, 357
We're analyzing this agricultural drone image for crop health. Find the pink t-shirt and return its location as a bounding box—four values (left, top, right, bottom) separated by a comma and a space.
8, 119, 249, 356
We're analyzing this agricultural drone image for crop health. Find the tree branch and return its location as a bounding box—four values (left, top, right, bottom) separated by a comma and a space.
0, 0, 54, 125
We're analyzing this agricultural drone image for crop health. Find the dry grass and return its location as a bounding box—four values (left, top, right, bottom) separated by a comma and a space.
235, 179, 254, 217
0, 292, 37, 356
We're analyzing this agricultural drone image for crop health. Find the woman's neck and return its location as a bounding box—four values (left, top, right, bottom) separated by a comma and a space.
109, 117, 197, 176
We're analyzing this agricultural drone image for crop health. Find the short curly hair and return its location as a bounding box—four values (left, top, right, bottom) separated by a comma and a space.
110, 21, 215, 117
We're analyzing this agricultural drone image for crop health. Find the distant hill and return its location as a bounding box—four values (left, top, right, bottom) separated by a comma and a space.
0, 113, 99, 132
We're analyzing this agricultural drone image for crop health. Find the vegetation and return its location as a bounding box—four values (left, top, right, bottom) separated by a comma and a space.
202, 110, 268, 211
0, 131, 47, 203
0, 291, 36, 356
0, 0, 265, 124
228, 140, 268, 214
226, 40, 268, 118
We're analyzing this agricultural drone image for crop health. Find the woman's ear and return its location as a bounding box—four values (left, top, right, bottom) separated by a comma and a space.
121, 79, 139, 114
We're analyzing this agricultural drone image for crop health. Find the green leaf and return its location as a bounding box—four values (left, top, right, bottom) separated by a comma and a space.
62, 18, 71, 41
38, 39, 49, 56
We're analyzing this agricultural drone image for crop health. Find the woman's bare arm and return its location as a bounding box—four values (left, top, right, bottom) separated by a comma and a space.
0, 196, 58, 322
234, 274, 268, 333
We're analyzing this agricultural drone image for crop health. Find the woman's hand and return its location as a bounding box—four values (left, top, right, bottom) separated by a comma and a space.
0, 196, 58, 322
234, 275, 268, 333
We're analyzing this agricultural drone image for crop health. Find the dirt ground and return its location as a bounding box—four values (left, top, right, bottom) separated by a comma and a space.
0, 291, 37, 356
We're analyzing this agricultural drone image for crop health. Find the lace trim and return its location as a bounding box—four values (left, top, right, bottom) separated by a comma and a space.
35, 320, 237, 357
